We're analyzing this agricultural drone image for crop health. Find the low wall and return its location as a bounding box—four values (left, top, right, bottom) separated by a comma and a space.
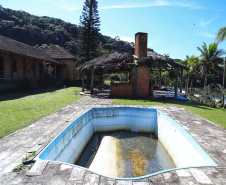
110, 83, 133, 97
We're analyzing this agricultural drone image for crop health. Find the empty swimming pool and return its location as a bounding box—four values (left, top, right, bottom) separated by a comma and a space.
76, 131, 176, 178
37, 107, 217, 179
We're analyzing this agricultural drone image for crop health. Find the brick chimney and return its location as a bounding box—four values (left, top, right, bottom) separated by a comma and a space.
133, 32, 149, 97
135, 32, 148, 58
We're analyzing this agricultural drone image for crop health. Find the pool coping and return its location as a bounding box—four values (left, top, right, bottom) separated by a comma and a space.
0, 95, 225, 184
36, 107, 218, 180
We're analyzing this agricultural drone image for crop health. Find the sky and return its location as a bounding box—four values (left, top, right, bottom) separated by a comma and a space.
1, 0, 226, 60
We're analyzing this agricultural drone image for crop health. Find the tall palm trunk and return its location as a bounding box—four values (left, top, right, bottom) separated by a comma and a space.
204, 74, 207, 88
190, 75, 194, 94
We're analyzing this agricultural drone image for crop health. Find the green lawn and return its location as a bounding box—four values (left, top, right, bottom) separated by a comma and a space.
112, 98, 226, 128
0, 87, 83, 139
1, 88, 225, 139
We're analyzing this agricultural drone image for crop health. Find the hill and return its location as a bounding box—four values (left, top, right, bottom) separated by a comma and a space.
0, 5, 126, 56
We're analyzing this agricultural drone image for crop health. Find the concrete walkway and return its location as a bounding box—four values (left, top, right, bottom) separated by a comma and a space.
0, 94, 225, 185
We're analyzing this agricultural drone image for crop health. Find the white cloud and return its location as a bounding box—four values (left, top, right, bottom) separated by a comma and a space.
59, 0, 205, 11
200, 14, 219, 27
120, 36, 134, 43
103, 34, 134, 42
100, 0, 205, 10
148, 42, 152, 48
198, 32, 215, 38
100, 0, 170, 10
57, 0, 83, 11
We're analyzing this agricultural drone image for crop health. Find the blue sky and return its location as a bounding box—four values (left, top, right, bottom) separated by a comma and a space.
1, 0, 226, 60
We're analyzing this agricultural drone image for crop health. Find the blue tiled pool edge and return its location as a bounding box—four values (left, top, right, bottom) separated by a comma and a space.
37, 107, 218, 180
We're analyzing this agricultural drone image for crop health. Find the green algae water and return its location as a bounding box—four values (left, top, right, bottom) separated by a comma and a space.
76, 131, 175, 178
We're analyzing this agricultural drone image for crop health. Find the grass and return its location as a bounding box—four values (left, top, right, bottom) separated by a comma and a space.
1, 86, 225, 139
0, 87, 83, 139
104, 80, 111, 86
112, 98, 226, 128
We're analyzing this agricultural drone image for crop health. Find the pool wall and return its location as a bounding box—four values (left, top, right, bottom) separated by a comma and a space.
38, 107, 217, 172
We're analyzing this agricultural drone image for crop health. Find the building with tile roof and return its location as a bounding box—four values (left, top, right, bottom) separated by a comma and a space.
0, 35, 76, 91
44, 45, 76, 81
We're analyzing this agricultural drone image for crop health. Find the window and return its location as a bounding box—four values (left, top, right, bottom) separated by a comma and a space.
13, 59, 17, 72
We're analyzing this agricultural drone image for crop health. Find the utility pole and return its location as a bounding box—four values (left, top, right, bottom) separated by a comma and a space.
222, 58, 225, 107
223, 58, 226, 89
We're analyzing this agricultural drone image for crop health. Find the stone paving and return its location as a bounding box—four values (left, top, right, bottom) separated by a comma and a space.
0, 93, 225, 185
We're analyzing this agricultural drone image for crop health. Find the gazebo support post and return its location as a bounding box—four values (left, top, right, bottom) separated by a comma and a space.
91, 70, 94, 95
134, 66, 138, 98
175, 70, 179, 97
159, 69, 161, 90
180, 68, 183, 94
86, 71, 91, 90
82, 72, 85, 92
99, 73, 103, 91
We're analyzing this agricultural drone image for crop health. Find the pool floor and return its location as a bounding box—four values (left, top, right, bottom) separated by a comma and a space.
76, 131, 175, 178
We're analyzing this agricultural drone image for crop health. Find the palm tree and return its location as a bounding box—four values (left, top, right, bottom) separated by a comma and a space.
216, 27, 226, 90
187, 55, 199, 91
179, 56, 199, 94
197, 42, 224, 88
215, 26, 226, 44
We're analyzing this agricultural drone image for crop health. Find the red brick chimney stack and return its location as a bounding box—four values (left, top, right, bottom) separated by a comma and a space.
135, 32, 148, 58
133, 32, 149, 97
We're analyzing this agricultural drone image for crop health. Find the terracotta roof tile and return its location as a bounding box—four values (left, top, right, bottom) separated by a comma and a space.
44, 45, 76, 59
0, 35, 63, 65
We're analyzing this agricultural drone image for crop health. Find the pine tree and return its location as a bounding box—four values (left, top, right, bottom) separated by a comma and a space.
79, 0, 100, 63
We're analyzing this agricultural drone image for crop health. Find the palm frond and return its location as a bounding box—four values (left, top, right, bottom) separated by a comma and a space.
215, 26, 226, 44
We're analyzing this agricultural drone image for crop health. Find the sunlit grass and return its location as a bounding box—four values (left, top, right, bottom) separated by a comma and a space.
0, 87, 83, 139
112, 98, 226, 128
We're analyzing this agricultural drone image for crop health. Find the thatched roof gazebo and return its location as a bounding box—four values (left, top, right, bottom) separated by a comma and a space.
77, 33, 188, 97
77, 51, 133, 75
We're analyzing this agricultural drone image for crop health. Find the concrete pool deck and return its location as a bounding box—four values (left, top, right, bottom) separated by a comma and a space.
0, 94, 225, 185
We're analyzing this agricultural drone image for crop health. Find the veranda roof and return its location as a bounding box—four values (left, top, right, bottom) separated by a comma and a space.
0, 35, 64, 65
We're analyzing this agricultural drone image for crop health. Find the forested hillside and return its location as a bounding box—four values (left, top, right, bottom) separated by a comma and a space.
0, 5, 126, 55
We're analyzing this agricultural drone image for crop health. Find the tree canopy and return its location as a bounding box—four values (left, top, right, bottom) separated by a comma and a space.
197, 42, 224, 87
0, 6, 126, 56
215, 26, 226, 44
79, 0, 100, 63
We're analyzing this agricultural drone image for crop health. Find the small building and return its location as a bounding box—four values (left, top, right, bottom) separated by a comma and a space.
43, 45, 76, 81
78, 32, 188, 98
0, 35, 76, 87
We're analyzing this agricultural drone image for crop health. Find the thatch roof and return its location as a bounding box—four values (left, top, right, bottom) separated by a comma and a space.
44, 45, 76, 60
77, 51, 133, 74
77, 44, 188, 73
146, 51, 187, 70
0, 35, 63, 65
